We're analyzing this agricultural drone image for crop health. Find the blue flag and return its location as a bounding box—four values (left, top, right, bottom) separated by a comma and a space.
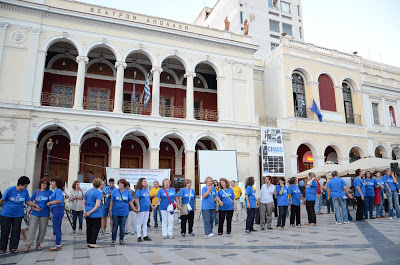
131, 71, 136, 105
310, 99, 323, 122
144, 74, 151, 107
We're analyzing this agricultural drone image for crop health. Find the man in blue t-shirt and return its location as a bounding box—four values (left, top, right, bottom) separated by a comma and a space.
383, 169, 400, 219
100, 178, 116, 235
327, 171, 353, 224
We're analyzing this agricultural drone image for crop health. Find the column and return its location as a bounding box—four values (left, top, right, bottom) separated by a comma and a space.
25, 141, 38, 194
363, 93, 372, 129
246, 63, 256, 124
151, 67, 163, 117
339, 157, 350, 166
184, 150, 195, 184
148, 148, 160, 169
224, 59, 233, 121
397, 99, 400, 127
0, 22, 9, 70
142, 152, 149, 168
32, 50, 46, 106
34, 147, 43, 182
110, 145, 121, 168
217, 76, 226, 121
381, 97, 389, 132
184, 71, 196, 120
73, 56, 89, 110
113, 61, 127, 113
67, 143, 80, 190
22, 27, 41, 103
175, 154, 183, 175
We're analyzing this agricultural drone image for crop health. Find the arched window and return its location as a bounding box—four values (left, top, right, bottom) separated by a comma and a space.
292, 73, 306, 118
342, 82, 354, 123
318, 74, 336, 112
389, 106, 396, 126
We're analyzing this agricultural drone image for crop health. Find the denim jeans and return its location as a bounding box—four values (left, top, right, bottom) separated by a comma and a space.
72, 210, 83, 231
327, 198, 334, 213
315, 194, 322, 214
332, 197, 349, 223
386, 191, 400, 218
363, 196, 374, 218
202, 209, 216, 235
153, 206, 162, 226
111, 215, 128, 241
51, 206, 64, 246
376, 191, 384, 216
246, 208, 256, 231
277, 206, 288, 227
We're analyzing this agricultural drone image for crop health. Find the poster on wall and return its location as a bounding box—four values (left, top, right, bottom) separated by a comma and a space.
261, 127, 285, 176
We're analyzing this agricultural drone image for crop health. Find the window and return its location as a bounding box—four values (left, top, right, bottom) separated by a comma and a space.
160, 96, 172, 117
299, 27, 302, 39
268, 0, 274, 8
271, 43, 279, 51
282, 23, 293, 36
269, 20, 280, 33
342, 83, 354, 124
318, 74, 336, 111
281, 1, 291, 13
292, 73, 306, 118
123, 92, 141, 114
270, 34, 280, 40
372, 103, 380, 124
88, 89, 110, 111
52, 85, 74, 108
389, 106, 396, 126
194, 100, 203, 120
240, 12, 243, 24
297, 5, 301, 16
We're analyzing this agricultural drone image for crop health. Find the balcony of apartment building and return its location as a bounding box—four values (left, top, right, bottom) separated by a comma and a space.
40, 41, 218, 122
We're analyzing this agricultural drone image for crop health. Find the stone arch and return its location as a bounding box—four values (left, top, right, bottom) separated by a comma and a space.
159, 53, 190, 72
84, 41, 121, 61
77, 124, 116, 146
81, 133, 111, 148
191, 133, 224, 150
38, 131, 71, 149
47, 53, 77, 69
118, 128, 155, 148
122, 135, 148, 154
340, 77, 360, 92
295, 140, 319, 157
122, 48, 156, 67
161, 138, 179, 156
86, 59, 116, 76
157, 130, 190, 151
179, 73, 209, 88
322, 143, 344, 160
289, 66, 313, 83
347, 145, 366, 158
32, 121, 75, 143
161, 67, 180, 84
316, 71, 338, 87
192, 58, 222, 77
195, 141, 208, 151
374, 143, 390, 158
127, 62, 148, 78
42, 35, 83, 55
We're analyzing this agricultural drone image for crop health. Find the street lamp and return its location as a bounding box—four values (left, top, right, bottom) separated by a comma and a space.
44, 138, 54, 178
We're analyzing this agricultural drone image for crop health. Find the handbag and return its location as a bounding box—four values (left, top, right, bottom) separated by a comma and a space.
180, 189, 193, 216
164, 188, 176, 214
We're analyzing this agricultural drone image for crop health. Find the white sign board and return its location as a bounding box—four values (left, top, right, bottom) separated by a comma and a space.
105, 168, 170, 187
198, 150, 238, 183
261, 127, 285, 176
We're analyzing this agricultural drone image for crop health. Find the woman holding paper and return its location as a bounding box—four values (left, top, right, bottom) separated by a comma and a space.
216, 178, 236, 235
178, 179, 196, 237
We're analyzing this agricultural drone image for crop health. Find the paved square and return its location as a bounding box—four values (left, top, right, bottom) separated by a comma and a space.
1, 206, 400, 265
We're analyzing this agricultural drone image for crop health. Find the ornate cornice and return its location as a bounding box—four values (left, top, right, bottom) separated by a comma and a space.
115, 61, 127, 69
151, 66, 163, 73
184, 72, 196, 78
76, 56, 89, 64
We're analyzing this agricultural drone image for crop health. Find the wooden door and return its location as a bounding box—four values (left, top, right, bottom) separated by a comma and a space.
48, 161, 68, 184
82, 154, 106, 182
120, 156, 140, 168
159, 158, 173, 186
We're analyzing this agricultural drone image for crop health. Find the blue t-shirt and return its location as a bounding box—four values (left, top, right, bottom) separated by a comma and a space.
218, 188, 235, 211
354, 177, 366, 197
84, 188, 103, 218
201, 186, 217, 210
49, 189, 64, 210
157, 188, 177, 211
382, 175, 397, 192
246, 186, 256, 208
365, 178, 378, 196
305, 180, 318, 201
276, 185, 290, 206
0, 186, 31, 217
111, 189, 133, 216
298, 180, 305, 187
327, 178, 346, 198
288, 184, 301, 206
31, 189, 53, 217
102, 185, 117, 205
178, 188, 196, 211
135, 189, 151, 212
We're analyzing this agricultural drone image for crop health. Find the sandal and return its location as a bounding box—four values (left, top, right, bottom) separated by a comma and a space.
110, 240, 115, 246
119, 240, 125, 245
36, 245, 42, 251
11, 249, 18, 253
24, 246, 31, 252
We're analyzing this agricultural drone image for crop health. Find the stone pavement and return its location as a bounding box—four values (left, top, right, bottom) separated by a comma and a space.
1, 206, 400, 265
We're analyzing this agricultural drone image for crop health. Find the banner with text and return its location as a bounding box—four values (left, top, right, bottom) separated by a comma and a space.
261, 127, 285, 176
105, 168, 170, 187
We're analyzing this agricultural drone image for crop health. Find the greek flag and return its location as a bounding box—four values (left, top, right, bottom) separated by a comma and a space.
144, 74, 151, 107
131, 71, 136, 105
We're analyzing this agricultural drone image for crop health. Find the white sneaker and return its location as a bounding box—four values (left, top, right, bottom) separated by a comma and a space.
207, 233, 214, 237
168, 235, 174, 239
343, 222, 348, 224
389, 217, 393, 220
130, 231, 136, 235
336, 222, 342, 225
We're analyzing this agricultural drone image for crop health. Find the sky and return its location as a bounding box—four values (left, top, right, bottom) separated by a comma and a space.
80, 0, 400, 67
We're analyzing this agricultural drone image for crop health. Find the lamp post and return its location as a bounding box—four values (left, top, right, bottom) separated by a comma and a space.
44, 138, 54, 178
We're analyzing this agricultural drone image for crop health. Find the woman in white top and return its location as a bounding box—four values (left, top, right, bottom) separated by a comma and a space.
258, 176, 276, 230
69, 180, 84, 234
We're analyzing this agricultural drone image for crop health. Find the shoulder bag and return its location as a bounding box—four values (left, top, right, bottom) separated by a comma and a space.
164, 188, 176, 214
180, 189, 193, 216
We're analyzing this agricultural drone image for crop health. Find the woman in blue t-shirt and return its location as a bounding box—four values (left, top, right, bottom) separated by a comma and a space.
305, 173, 318, 226
0, 176, 40, 254
276, 177, 290, 229
245, 176, 257, 233
83, 178, 103, 248
216, 178, 236, 235
364, 171, 378, 219
201, 176, 218, 237
24, 178, 52, 252
109, 178, 135, 245
374, 170, 385, 218
153, 178, 180, 239
288, 177, 302, 226
178, 179, 196, 237
135, 178, 152, 242
47, 177, 65, 251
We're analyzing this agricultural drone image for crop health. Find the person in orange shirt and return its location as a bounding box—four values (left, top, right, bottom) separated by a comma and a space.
231, 180, 243, 222
149, 181, 162, 227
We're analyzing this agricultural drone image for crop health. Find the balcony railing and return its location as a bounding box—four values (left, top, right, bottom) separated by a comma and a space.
194, 108, 218, 122
41, 92, 73, 108
259, 115, 277, 127
162, 106, 185, 118
83, 96, 114, 112
346, 114, 362, 125
123, 100, 151, 115
294, 106, 314, 119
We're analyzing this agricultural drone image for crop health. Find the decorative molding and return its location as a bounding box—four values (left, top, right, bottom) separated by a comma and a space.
234, 65, 244, 77
9, 28, 26, 45
225, 58, 233, 65
151, 66, 163, 73
246, 62, 254, 69
115, 61, 127, 69
0, 22, 9, 29
76, 56, 89, 64
29, 27, 41, 34
184, 71, 196, 78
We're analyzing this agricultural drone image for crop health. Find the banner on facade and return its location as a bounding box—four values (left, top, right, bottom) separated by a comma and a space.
105, 168, 170, 187
261, 127, 285, 176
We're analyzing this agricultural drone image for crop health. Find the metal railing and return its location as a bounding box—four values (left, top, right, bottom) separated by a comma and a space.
83, 96, 114, 112
162, 106, 185, 118
194, 108, 218, 121
41, 92, 73, 108
258, 115, 277, 127
123, 101, 151, 115
294, 106, 314, 119
346, 114, 362, 125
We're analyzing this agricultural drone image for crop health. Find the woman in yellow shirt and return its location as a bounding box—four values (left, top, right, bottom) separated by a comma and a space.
149, 181, 162, 227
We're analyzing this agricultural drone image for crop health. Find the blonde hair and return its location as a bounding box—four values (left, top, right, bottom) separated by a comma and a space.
219, 178, 230, 189
309, 172, 316, 178
92, 178, 103, 188
183, 179, 192, 187
162, 178, 170, 186
204, 176, 213, 184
